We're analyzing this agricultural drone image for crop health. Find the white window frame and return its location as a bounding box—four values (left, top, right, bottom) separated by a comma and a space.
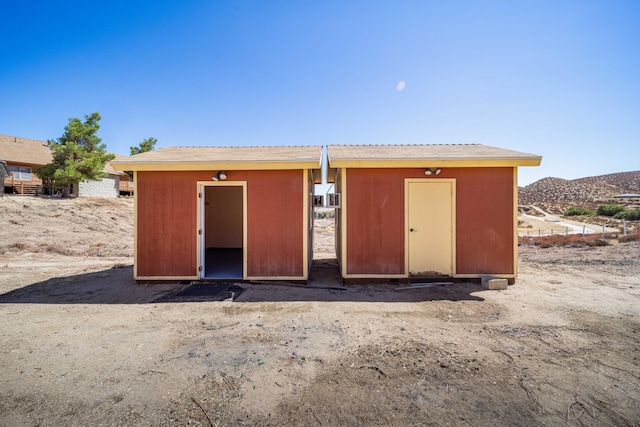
9, 165, 33, 181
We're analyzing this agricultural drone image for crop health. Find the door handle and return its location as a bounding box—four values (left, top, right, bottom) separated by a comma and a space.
410, 228, 416, 232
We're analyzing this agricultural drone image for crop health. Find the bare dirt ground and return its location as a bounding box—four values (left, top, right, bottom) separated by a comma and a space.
1, 196, 639, 426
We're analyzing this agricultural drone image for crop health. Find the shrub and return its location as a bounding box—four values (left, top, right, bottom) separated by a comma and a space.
564, 207, 594, 216
614, 209, 640, 221
627, 209, 640, 220
597, 204, 625, 216
522, 234, 610, 248
315, 210, 335, 219
619, 233, 640, 243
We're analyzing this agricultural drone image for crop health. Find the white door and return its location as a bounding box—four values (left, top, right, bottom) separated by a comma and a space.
407, 180, 454, 276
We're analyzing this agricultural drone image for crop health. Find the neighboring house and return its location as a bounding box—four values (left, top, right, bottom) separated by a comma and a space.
0, 134, 52, 195
0, 133, 131, 197
109, 154, 135, 196
0, 160, 9, 197
77, 170, 121, 198
111, 146, 322, 282
327, 144, 542, 284
78, 154, 134, 198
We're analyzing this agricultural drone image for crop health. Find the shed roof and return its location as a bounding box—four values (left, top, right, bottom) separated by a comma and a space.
0, 134, 53, 166
110, 146, 323, 171
327, 144, 542, 168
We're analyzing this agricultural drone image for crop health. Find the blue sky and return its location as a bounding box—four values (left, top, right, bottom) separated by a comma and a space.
1, 0, 638, 186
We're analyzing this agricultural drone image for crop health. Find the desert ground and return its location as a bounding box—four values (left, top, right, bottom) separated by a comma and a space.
1, 196, 639, 426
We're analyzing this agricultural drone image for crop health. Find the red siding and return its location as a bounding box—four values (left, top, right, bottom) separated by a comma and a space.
246, 170, 304, 277
344, 167, 514, 276
136, 171, 198, 277
135, 170, 304, 278
455, 168, 514, 274
346, 169, 405, 275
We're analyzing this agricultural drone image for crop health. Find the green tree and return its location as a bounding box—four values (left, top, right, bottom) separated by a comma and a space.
130, 137, 157, 155
36, 112, 114, 197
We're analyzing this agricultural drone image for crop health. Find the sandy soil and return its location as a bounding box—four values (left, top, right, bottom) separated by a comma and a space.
1, 196, 639, 426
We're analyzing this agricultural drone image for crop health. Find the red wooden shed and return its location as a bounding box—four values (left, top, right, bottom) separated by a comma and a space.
327, 144, 541, 283
111, 146, 322, 282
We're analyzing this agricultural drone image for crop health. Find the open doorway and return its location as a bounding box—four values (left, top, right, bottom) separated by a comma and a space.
200, 184, 245, 279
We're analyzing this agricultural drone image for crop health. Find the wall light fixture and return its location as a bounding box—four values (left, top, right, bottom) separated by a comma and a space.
212, 171, 227, 181
425, 168, 442, 176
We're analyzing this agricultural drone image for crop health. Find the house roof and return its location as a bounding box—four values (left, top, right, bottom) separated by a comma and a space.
103, 154, 132, 176
327, 144, 542, 168
0, 134, 53, 166
110, 146, 323, 171
0, 134, 131, 176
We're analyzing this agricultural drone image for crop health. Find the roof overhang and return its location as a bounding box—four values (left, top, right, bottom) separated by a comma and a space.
327, 144, 542, 169
328, 158, 542, 168
111, 160, 322, 172
326, 167, 338, 183
110, 146, 323, 172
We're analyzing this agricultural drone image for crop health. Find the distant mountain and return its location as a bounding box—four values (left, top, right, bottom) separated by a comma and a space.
573, 171, 640, 192
518, 171, 640, 204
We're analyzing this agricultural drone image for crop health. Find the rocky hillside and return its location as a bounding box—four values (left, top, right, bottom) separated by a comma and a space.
574, 170, 640, 192
519, 171, 640, 204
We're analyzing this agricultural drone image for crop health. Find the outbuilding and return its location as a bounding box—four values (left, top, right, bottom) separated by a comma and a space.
327, 144, 542, 283
111, 146, 321, 282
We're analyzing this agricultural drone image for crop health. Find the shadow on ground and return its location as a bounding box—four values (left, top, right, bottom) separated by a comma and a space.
234, 282, 485, 303
0, 266, 176, 304
0, 260, 485, 304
